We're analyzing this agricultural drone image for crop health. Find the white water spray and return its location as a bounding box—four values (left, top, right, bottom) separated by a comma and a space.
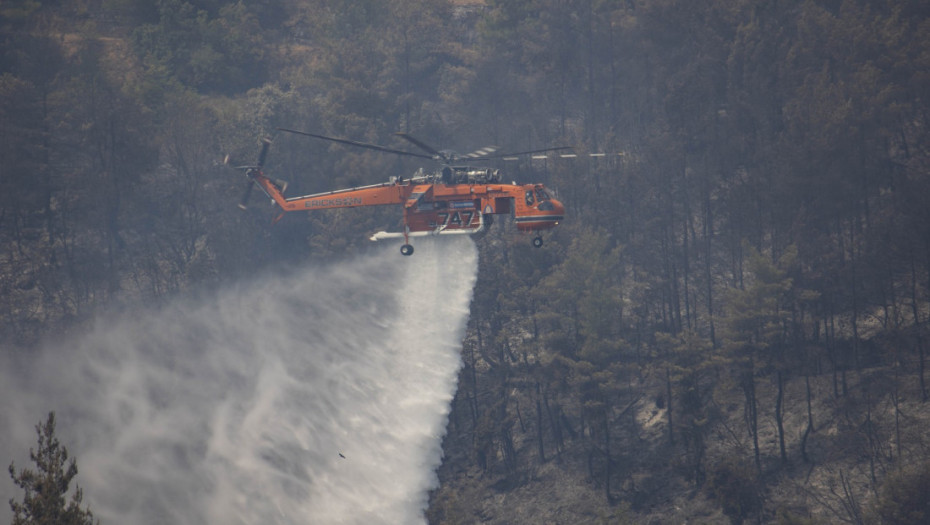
1, 237, 477, 524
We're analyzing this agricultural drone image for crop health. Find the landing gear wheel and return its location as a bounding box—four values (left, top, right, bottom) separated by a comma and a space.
400, 244, 414, 256
532, 236, 544, 248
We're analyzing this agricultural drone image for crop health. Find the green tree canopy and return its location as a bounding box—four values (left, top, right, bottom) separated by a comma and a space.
8, 412, 96, 525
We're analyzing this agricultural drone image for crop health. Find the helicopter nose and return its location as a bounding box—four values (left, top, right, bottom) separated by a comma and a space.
541, 198, 565, 227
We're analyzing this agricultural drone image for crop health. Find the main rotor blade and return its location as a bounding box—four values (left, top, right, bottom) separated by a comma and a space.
476, 145, 575, 160
394, 132, 445, 159
464, 146, 499, 159
278, 128, 432, 160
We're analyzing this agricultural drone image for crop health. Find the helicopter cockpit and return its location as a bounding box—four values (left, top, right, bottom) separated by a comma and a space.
526, 186, 554, 208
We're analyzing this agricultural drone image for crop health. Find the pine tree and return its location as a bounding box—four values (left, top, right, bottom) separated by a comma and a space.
8, 412, 97, 525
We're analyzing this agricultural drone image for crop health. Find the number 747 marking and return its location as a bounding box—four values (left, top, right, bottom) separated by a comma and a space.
434, 211, 474, 228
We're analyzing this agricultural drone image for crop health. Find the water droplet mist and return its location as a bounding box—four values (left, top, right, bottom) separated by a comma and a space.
1, 238, 477, 524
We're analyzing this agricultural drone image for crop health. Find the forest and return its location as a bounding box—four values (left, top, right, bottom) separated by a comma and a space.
3, 0, 930, 523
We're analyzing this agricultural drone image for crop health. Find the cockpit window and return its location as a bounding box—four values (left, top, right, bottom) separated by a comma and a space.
525, 191, 535, 206
536, 188, 550, 201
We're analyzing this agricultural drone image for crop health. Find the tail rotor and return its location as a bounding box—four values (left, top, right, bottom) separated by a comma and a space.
229, 138, 272, 210
239, 178, 256, 210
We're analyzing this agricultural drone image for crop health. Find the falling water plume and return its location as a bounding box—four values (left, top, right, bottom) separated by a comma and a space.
1, 237, 478, 524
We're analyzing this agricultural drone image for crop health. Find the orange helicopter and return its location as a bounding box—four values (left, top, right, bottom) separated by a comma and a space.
232, 128, 568, 256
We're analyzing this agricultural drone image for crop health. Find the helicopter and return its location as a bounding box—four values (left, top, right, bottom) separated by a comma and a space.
232, 128, 568, 256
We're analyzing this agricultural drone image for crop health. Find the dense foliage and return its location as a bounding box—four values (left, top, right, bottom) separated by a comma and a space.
8, 413, 96, 525
3, 0, 930, 522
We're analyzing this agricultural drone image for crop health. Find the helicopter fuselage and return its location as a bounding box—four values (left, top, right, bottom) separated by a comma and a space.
235, 129, 570, 254
251, 170, 564, 240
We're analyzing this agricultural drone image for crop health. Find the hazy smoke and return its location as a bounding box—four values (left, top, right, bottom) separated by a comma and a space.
1, 237, 478, 524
